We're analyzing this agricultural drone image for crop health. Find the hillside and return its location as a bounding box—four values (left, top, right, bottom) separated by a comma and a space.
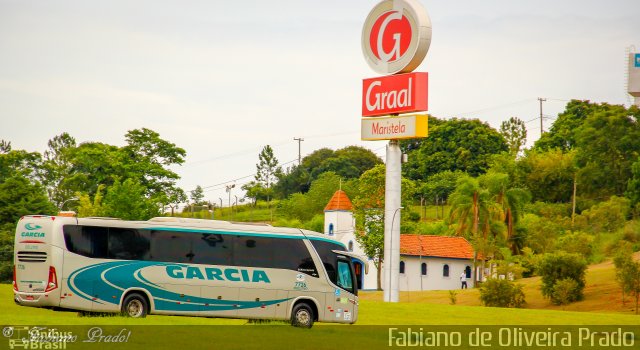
359, 252, 640, 315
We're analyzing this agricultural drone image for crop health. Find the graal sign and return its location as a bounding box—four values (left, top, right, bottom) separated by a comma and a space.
362, 72, 428, 117
361, 0, 432, 75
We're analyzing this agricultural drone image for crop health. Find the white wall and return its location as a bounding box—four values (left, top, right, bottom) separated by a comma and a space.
393, 256, 474, 291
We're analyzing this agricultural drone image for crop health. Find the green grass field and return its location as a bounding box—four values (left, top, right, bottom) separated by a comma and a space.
2, 282, 638, 350
1, 283, 638, 326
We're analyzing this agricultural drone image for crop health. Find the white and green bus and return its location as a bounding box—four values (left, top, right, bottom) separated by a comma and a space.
13, 215, 363, 327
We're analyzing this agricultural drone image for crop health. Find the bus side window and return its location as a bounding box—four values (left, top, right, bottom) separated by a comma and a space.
193, 233, 233, 266
149, 231, 193, 263
108, 228, 150, 260
63, 225, 108, 259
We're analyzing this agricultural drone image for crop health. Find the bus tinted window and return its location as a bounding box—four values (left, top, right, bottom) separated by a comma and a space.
193, 233, 233, 265
311, 240, 344, 285
273, 239, 318, 277
234, 235, 272, 268
109, 228, 150, 260
149, 231, 194, 263
63, 225, 108, 258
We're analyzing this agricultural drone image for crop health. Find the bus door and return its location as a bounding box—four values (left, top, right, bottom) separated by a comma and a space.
326, 255, 358, 324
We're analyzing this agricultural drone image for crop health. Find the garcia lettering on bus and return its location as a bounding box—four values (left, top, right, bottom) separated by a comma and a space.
165, 265, 271, 283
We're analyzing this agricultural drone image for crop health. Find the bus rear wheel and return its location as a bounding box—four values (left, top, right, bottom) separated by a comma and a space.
121, 293, 148, 318
291, 303, 314, 328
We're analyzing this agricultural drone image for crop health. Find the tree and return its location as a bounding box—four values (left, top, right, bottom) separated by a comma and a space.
273, 146, 381, 198
255, 145, 281, 203
625, 156, 640, 211
121, 128, 187, 200
448, 175, 505, 282
0, 141, 42, 182
518, 149, 577, 203
480, 171, 531, 254
190, 185, 205, 205
535, 101, 640, 200
100, 178, 160, 220
419, 171, 464, 218
401, 117, 508, 181
42, 132, 76, 208
0, 175, 56, 282
352, 164, 416, 290
534, 100, 600, 152
76, 185, 106, 218
0, 176, 56, 225
64, 142, 123, 196
355, 209, 384, 290
613, 241, 634, 305
242, 181, 264, 205
500, 117, 527, 157
574, 104, 640, 198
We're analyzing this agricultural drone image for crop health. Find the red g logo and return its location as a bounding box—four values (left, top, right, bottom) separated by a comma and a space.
362, 0, 432, 75
369, 11, 412, 63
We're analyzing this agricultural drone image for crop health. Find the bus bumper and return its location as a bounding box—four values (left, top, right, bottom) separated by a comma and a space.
14, 290, 58, 307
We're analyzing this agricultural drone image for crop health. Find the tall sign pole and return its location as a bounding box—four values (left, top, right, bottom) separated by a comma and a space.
361, 0, 432, 302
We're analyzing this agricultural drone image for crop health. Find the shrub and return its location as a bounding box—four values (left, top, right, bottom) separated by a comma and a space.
479, 278, 526, 308
579, 196, 630, 233
551, 278, 580, 305
407, 211, 421, 222
538, 252, 587, 302
622, 220, 640, 243
555, 231, 594, 258
302, 214, 324, 233
519, 214, 559, 253
449, 290, 458, 305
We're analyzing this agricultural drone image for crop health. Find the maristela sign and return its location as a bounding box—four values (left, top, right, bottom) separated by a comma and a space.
361, 114, 428, 141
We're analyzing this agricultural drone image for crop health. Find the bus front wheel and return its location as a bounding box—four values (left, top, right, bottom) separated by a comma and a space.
121, 293, 148, 318
291, 303, 314, 328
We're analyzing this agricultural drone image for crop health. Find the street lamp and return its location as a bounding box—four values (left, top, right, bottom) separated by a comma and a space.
387, 206, 403, 302
225, 184, 235, 220
59, 197, 79, 211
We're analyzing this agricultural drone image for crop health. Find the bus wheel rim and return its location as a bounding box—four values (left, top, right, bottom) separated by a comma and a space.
296, 309, 310, 325
128, 300, 143, 317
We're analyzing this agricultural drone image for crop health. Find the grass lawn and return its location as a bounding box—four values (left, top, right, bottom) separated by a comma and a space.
1, 282, 638, 326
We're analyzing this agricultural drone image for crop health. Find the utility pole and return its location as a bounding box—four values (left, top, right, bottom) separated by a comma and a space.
538, 97, 547, 134
293, 137, 304, 166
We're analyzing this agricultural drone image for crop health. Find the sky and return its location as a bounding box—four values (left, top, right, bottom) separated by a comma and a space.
1, 0, 639, 207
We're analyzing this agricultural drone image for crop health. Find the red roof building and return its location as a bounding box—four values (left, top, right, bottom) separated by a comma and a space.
324, 190, 353, 212
400, 234, 474, 260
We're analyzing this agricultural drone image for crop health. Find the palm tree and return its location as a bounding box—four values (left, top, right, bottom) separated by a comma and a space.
479, 171, 531, 254
448, 176, 503, 282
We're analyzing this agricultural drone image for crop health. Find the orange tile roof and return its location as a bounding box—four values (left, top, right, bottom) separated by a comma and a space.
400, 234, 475, 259
324, 190, 353, 211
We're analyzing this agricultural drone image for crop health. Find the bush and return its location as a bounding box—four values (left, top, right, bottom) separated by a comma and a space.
555, 231, 594, 259
519, 214, 560, 254
551, 278, 580, 305
407, 211, 421, 222
538, 252, 587, 302
302, 214, 324, 233
579, 196, 630, 233
623, 220, 640, 243
525, 202, 572, 218
479, 278, 526, 308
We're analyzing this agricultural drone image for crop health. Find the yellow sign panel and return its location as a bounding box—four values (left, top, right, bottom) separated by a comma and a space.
361, 114, 428, 141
